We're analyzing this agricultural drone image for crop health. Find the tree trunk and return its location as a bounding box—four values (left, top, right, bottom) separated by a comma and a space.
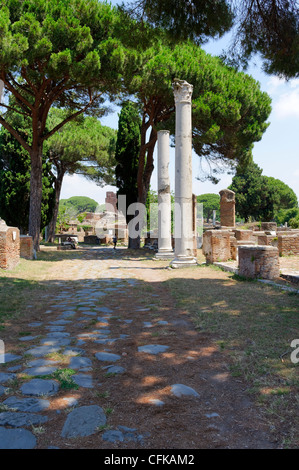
47, 168, 65, 243
28, 146, 43, 254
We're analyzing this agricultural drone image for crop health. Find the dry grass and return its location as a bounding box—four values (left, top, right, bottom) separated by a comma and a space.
167, 265, 299, 448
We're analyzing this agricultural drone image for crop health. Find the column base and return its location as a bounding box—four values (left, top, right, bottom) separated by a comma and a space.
170, 256, 197, 268
155, 250, 174, 260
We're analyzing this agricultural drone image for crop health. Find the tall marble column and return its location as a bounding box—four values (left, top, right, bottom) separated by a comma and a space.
170, 80, 197, 268
155, 130, 173, 259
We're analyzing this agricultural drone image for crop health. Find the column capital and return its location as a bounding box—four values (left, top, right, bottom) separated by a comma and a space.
173, 80, 193, 104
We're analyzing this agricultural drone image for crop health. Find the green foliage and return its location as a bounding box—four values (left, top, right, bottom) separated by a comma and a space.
46, 109, 117, 186
123, 0, 234, 44
197, 193, 220, 222
229, 163, 278, 222
275, 208, 299, 226
0, 108, 55, 233
60, 196, 99, 215
289, 216, 299, 229
266, 177, 298, 212
230, 0, 299, 79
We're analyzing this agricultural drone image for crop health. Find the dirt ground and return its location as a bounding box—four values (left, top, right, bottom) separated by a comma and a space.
1, 246, 292, 450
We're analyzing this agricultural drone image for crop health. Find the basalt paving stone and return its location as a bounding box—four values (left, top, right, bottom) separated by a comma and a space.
63, 347, 85, 357
72, 374, 93, 388
95, 352, 121, 362
3, 396, 51, 412
26, 359, 59, 367
28, 322, 43, 328
170, 384, 200, 398
22, 366, 58, 377
61, 405, 106, 438
103, 365, 125, 375
0, 372, 16, 384
0, 427, 37, 449
40, 338, 71, 347
137, 344, 169, 355
69, 357, 92, 369
3, 353, 22, 363
0, 411, 49, 428
19, 335, 39, 341
0, 385, 5, 395
21, 379, 59, 397
49, 320, 72, 325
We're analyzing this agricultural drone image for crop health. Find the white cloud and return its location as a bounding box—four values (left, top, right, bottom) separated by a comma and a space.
274, 89, 299, 119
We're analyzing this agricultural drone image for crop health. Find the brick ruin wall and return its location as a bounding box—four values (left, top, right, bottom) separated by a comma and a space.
219, 189, 235, 227
278, 234, 299, 256
0, 227, 20, 270
238, 246, 280, 280
202, 230, 231, 263
20, 236, 34, 259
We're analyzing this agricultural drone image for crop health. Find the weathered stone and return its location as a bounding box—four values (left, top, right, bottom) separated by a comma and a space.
219, 189, 235, 227
61, 405, 106, 438
170, 384, 199, 397
69, 357, 92, 369
21, 379, 59, 397
202, 230, 231, 264
238, 245, 280, 280
95, 352, 121, 362
3, 396, 50, 412
0, 426, 36, 449
0, 411, 48, 427
0, 372, 16, 384
72, 374, 93, 388
22, 366, 58, 377
138, 344, 169, 355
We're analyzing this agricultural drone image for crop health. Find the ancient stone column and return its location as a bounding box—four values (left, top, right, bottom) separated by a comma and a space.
170, 80, 197, 268
219, 189, 235, 227
155, 130, 173, 259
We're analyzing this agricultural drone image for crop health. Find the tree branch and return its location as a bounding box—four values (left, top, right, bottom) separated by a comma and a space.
0, 116, 31, 153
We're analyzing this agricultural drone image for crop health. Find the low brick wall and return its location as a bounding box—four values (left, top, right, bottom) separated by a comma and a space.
278, 234, 299, 256
202, 230, 231, 263
257, 234, 277, 246
0, 222, 20, 270
234, 229, 254, 242
261, 222, 277, 232
20, 235, 33, 259
238, 246, 280, 280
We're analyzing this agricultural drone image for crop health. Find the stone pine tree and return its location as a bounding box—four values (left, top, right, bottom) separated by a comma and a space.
45, 108, 116, 242
0, 106, 55, 234
115, 101, 141, 248
0, 0, 125, 251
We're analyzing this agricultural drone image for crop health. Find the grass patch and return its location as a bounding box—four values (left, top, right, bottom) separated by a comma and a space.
167, 267, 299, 448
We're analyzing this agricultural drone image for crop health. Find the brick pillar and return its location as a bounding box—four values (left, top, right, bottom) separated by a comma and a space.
219, 189, 235, 227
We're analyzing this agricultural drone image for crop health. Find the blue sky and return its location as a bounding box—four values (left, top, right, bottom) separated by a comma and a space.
61, 3, 299, 205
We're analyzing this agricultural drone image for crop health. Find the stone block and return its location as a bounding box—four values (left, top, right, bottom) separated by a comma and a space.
20, 235, 33, 259
202, 230, 231, 263
278, 234, 299, 256
0, 219, 20, 269
238, 245, 280, 280
219, 189, 235, 227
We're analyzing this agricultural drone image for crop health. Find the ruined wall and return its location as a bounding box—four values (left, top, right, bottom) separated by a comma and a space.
20, 235, 33, 260
278, 234, 299, 256
202, 230, 231, 263
238, 246, 280, 280
219, 189, 235, 227
0, 220, 20, 269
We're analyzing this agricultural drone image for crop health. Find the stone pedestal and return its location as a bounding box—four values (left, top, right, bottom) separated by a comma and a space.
0, 219, 20, 269
155, 130, 173, 259
202, 230, 231, 264
20, 235, 34, 260
219, 189, 235, 227
170, 80, 197, 268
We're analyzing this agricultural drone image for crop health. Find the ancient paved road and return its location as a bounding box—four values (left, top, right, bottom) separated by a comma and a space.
0, 247, 277, 449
